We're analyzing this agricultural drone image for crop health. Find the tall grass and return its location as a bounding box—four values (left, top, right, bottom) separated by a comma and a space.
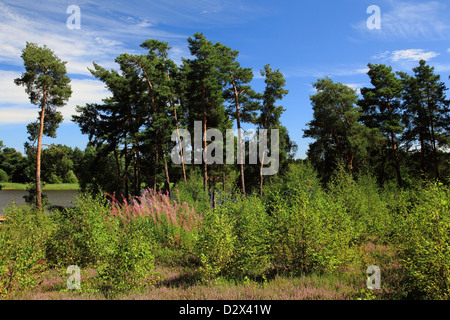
108, 189, 202, 255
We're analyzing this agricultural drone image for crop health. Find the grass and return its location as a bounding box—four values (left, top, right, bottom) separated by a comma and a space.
1, 182, 79, 191
3, 264, 362, 300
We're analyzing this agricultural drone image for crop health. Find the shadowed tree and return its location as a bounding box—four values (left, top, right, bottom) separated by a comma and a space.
14, 42, 72, 211
257, 64, 289, 196
181, 33, 230, 192
359, 63, 404, 187
398, 60, 450, 181
73, 56, 148, 197
304, 78, 378, 183
216, 41, 260, 196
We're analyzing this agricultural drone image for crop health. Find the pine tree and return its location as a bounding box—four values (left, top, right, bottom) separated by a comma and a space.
182, 33, 231, 192
257, 64, 289, 196
15, 43, 72, 210
399, 60, 450, 180
359, 63, 404, 187
304, 77, 377, 182
215, 41, 259, 196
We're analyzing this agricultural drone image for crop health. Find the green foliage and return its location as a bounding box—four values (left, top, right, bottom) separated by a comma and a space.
264, 163, 352, 275
76, 146, 123, 195
0, 205, 54, 297
0, 145, 28, 183
65, 170, 79, 184
0, 169, 9, 182
304, 77, 379, 183
173, 171, 210, 214
196, 195, 271, 280
196, 207, 236, 279
46, 192, 156, 297
46, 192, 112, 268
327, 166, 391, 242
94, 219, 155, 297
399, 182, 450, 299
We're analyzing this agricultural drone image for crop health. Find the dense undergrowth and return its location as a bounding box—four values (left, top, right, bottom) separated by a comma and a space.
1, 163, 449, 299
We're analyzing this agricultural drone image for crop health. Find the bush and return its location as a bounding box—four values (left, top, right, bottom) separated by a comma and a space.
0, 169, 8, 182
196, 195, 271, 280
196, 207, 236, 280
0, 205, 54, 297
46, 192, 112, 268
46, 192, 157, 297
327, 168, 392, 243
172, 172, 210, 214
94, 219, 155, 297
262, 162, 353, 275
400, 182, 450, 299
109, 189, 202, 251
64, 170, 79, 184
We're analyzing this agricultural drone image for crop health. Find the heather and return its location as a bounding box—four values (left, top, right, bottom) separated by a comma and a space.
1, 163, 449, 300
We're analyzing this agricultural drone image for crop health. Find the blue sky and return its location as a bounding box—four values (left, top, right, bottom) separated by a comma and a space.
1, 0, 450, 158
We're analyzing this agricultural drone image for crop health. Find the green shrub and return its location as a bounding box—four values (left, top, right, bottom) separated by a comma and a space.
65, 170, 79, 184
45, 192, 112, 268
400, 182, 450, 299
0, 205, 54, 297
263, 162, 357, 275
0, 169, 9, 182
95, 219, 155, 297
196, 195, 272, 280
196, 206, 236, 279
173, 172, 210, 214
46, 192, 156, 297
327, 167, 391, 243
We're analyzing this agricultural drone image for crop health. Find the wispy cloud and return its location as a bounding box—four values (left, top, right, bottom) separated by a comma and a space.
0, 1, 190, 76
390, 49, 440, 61
354, 1, 450, 41
371, 49, 440, 63
282, 62, 370, 79
0, 0, 271, 125
0, 72, 109, 124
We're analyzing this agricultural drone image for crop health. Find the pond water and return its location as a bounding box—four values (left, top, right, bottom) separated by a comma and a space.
0, 190, 79, 215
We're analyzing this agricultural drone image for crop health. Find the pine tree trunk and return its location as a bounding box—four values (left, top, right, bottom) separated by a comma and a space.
260, 103, 269, 197
113, 147, 122, 191
233, 80, 245, 196
36, 90, 47, 212
162, 149, 171, 196
202, 84, 208, 193
390, 131, 402, 187
429, 115, 440, 180
167, 70, 186, 183
387, 101, 402, 187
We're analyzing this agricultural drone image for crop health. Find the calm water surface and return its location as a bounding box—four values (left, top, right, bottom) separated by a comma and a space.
0, 190, 79, 215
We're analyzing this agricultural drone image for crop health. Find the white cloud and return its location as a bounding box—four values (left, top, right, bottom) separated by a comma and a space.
62, 79, 111, 123
391, 49, 440, 62
0, 71, 109, 124
0, 107, 38, 124
372, 49, 440, 63
344, 83, 364, 95
0, 71, 30, 106
354, 1, 450, 40
0, 2, 186, 77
